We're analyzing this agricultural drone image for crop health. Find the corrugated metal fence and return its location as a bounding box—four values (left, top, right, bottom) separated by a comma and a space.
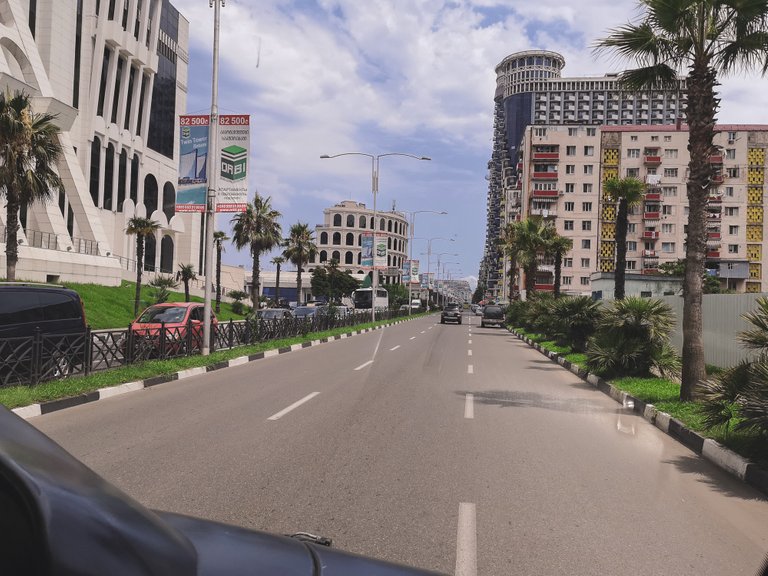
660, 293, 765, 368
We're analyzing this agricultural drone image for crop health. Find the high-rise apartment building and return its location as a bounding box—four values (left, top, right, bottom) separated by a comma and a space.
481, 49, 686, 299
0, 0, 196, 285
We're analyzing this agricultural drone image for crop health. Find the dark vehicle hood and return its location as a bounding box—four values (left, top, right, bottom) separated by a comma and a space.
0, 407, 443, 575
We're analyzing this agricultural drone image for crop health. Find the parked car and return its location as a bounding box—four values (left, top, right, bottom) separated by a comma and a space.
480, 304, 504, 328
440, 302, 462, 324
292, 306, 319, 319
258, 308, 294, 320
130, 302, 217, 355
0, 406, 443, 576
399, 304, 410, 313
0, 283, 88, 383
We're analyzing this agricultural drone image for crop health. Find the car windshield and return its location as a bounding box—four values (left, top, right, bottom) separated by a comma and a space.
293, 307, 315, 317
446, 303, 460, 310
260, 309, 284, 319
137, 306, 187, 324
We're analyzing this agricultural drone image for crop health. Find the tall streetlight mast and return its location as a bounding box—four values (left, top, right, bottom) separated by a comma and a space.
404, 210, 447, 314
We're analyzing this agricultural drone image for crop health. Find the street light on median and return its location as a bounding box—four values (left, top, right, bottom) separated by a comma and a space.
403, 210, 447, 314
320, 152, 431, 323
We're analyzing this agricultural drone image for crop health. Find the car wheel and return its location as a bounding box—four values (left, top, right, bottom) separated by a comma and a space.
458, 320, 462, 324
441, 319, 445, 324
480, 322, 485, 328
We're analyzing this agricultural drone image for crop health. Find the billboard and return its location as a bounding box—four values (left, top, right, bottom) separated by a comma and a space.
361, 234, 374, 267
374, 235, 388, 269
177, 115, 210, 212
216, 114, 249, 212
410, 260, 420, 284
402, 261, 411, 283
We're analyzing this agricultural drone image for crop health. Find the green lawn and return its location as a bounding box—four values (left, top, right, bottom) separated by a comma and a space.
63, 280, 248, 329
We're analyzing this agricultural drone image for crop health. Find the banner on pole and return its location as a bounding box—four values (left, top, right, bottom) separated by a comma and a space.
410, 260, 420, 284
177, 115, 210, 212
374, 235, 388, 269
402, 261, 411, 284
216, 114, 250, 212
361, 234, 374, 267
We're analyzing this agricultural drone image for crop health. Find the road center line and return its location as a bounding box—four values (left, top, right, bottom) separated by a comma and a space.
468, 339, 472, 345
354, 360, 374, 371
455, 503, 477, 576
467, 364, 474, 374
468, 350, 473, 356
421, 330, 426, 334
464, 394, 474, 419
410, 336, 416, 340
267, 392, 320, 421
390, 345, 401, 351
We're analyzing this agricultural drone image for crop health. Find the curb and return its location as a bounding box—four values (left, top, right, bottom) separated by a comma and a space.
510, 328, 768, 497
12, 317, 417, 421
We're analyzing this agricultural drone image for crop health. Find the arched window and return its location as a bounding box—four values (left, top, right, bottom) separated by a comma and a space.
309, 253, 316, 264
387, 255, 392, 266
162, 182, 175, 220
346, 214, 354, 227
333, 213, 342, 226
319, 250, 328, 262
117, 149, 127, 211
345, 251, 353, 264
379, 218, 385, 231
89, 137, 101, 206
130, 154, 139, 203
357, 253, 361, 265
332, 232, 341, 245
144, 234, 157, 271
320, 231, 328, 245
387, 237, 392, 249
143, 173, 158, 213
104, 143, 115, 210
359, 215, 366, 228
159, 235, 174, 273
345, 232, 354, 245
332, 250, 340, 262
370, 218, 375, 230
357, 270, 364, 274
358, 234, 362, 246
387, 220, 393, 232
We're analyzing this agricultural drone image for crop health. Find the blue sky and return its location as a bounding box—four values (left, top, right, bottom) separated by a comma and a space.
172, 0, 768, 290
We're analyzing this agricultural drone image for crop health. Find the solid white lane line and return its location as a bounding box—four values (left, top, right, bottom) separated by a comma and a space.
467, 364, 474, 374
267, 392, 320, 421
354, 360, 374, 371
468, 350, 473, 356
464, 394, 474, 419
468, 339, 472, 345
455, 503, 477, 576
421, 330, 426, 334
390, 345, 401, 351
410, 336, 416, 340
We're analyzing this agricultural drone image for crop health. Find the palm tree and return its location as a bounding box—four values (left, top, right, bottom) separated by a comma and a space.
271, 255, 285, 305
545, 231, 573, 298
0, 91, 64, 281
510, 218, 548, 296
213, 230, 229, 313
595, 0, 768, 401
603, 177, 645, 300
283, 223, 317, 305
177, 263, 197, 302
231, 195, 282, 310
126, 217, 161, 316
500, 223, 519, 300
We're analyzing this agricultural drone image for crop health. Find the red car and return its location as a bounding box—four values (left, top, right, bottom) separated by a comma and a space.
130, 302, 217, 356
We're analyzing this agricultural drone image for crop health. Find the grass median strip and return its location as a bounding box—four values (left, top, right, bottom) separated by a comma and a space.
0, 315, 428, 410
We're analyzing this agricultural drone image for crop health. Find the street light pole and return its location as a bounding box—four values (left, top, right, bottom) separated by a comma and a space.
202, 0, 224, 356
405, 210, 447, 314
321, 152, 430, 322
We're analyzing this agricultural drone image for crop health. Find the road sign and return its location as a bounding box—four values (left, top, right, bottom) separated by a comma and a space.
385, 267, 400, 276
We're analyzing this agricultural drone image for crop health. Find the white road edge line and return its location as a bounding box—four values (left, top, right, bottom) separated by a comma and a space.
467, 364, 474, 374
468, 350, 473, 356
390, 345, 401, 351
455, 502, 477, 576
354, 360, 374, 371
410, 336, 416, 340
468, 339, 472, 345
267, 392, 320, 421
421, 330, 426, 334
464, 394, 474, 419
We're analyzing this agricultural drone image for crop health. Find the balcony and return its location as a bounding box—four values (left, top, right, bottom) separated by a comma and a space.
534, 283, 555, 291
644, 192, 662, 201
644, 155, 662, 165
531, 189, 561, 198
708, 231, 722, 240
712, 174, 724, 184
709, 154, 723, 165
531, 207, 557, 217
532, 171, 558, 180
643, 211, 661, 220
642, 250, 657, 258
642, 268, 660, 275
707, 250, 720, 258
642, 230, 660, 239
532, 152, 559, 161
707, 212, 722, 220
708, 194, 723, 203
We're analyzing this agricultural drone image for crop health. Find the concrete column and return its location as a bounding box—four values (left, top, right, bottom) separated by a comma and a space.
97, 141, 107, 208
128, 64, 143, 134
102, 46, 119, 122
140, 72, 155, 140
116, 55, 132, 131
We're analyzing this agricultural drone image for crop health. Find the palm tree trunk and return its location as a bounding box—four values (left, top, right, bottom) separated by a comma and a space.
275, 264, 281, 303
134, 237, 144, 316
681, 61, 716, 401
296, 262, 303, 305
184, 280, 190, 302
4, 197, 20, 281
524, 264, 536, 295
251, 246, 260, 310
215, 244, 222, 314
508, 257, 516, 301
554, 253, 562, 298
614, 199, 629, 300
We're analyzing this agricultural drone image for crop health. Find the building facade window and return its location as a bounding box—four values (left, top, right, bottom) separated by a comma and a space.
332, 232, 341, 245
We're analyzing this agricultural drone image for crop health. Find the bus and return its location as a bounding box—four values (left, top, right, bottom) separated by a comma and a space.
351, 287, 389, 310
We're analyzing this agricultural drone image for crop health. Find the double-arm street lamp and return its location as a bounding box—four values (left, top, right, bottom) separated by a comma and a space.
403, 210, 447, 314
439, 261, 461, 305
320, 152, 431, 322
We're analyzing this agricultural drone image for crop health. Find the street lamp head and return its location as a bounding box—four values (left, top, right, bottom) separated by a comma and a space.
420, 156, 432, 161
319, 154, 330, 159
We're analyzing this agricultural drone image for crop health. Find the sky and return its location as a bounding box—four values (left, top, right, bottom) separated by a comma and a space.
172, 0, 768, 291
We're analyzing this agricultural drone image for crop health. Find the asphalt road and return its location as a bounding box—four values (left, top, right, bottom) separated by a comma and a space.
33, 313, 768, 575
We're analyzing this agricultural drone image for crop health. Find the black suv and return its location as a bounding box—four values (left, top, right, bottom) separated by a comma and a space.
440, 302, 462, 324
0, 284, 87, 384
480, 304, 504, 328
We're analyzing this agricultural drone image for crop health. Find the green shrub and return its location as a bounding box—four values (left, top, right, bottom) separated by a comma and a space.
550, 296, 601, 352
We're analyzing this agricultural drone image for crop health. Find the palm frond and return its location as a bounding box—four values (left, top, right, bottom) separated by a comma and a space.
619, 64, 680, 90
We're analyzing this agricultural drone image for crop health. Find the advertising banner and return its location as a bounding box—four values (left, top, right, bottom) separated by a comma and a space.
427, 273, 435, 289
177, 115, 210, 212
402, 260, 411, 284
410, 260, 420, 284
374, 235, 388, 269
216, 114, 250, 212
361, 234, 374, 267
420, 272, 429, 289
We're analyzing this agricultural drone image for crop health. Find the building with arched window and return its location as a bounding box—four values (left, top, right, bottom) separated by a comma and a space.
0, 0, 204, 288
311, 200, 409, 283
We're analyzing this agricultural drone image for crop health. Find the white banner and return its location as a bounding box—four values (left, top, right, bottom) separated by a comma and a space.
216, 114, 249, 212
